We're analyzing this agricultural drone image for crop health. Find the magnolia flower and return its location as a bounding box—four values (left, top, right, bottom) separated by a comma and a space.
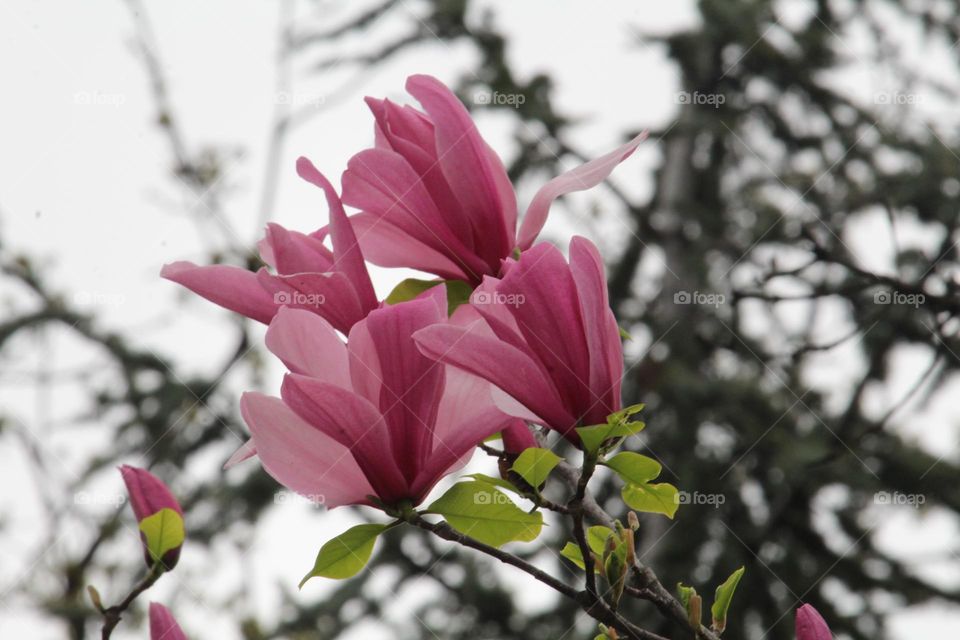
161, 158, 377, 334
415, 236, 623, 443
342, 74, 645, 285
795, 604, 833, 640
229, 288, 518, 508
119, 465, 183, 569
149, 602, 187, 640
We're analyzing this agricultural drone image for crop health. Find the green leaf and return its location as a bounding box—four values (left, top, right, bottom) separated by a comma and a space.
138, 508, 184, 566
622, 482, 680, 518
385, 278, 473, 315
604, 452, 662, 485
463, 473, 520, 494
427, 481, 542, 547
677, 583, 698, 609
711, 566, 745, 633
576, 404, 646, 454
618, 325, 633, 341
510, 448, 563, 488
560, 526, 614, 571
299, 523, 388, 587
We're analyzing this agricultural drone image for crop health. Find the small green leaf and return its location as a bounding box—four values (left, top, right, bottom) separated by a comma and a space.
385, 278, 473, 315
576, 404, 646, 454
138, 508, 184, 566
677, 582, 698, 609
622, 482, 680, 518
711, 566, 745, 633
299, 523, 388, 587
510, 448, 563, 488
464, 473, 520, 494
427, 481, 542, 547
604, 452, 663, 485
618, 325, 633, 341
560, 526, 613, 571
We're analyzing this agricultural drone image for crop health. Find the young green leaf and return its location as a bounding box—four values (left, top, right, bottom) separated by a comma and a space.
510, 448, 563, 488
677, 582, 697, 609
711, 566, 745, 633
576, 405, 647, 454
621, 482, 680, 518
604, 452, 662, 485
138, 508, 185, 566
463, 473, 520, 494
560, 526, 614, 570
427, 481, 542, 547
299, 523, 389, 587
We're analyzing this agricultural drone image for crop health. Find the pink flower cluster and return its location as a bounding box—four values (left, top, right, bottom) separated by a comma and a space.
163, 74, 643, 510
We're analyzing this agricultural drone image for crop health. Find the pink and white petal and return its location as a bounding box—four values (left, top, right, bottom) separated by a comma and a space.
364, 296, 447, 479
265, 306, 350, 386
414, 322, 576, 434
240, 393, 373, 508
224, 439, 257, 469
280, 374, 408, 503
295, 157, 378, 313
262, 223, 334, 275
498, 243, 592, 411
161, 261, 277, 324
348, 212, 473, 282
517, 132, 647, 249
405, 75, 513, 263
271, 271, 365, 334
569, 236, 623, 417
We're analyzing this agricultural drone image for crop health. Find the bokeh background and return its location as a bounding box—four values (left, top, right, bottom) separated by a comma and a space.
2, 1, 959, 638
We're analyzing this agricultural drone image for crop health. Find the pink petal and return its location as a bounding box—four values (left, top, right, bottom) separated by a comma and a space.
501, 420, 538, 454
497, 243, 593, 416
795, 604, 833, 640
348, 212, 473, 282
414, 321, 577, 435
295, 157, 378, 312
265, 270, 365, 334
149, 603, 187, 640
265, 306, 350, 387
342, 148, 488, 281
224, 439, 257, 469
517, 132, 647, 249
280, 374, 409, 503
240, 393, 373, 508
364, 296, 447, 480
262, 223, 334, 275
405, 74, 515, 269
569, 236, 623, 417
161, 261, 277, 324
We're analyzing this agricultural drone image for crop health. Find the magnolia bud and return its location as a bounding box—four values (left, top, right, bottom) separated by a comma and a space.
795, 604, 832, 640
149, 602, 187, 640
120, 465, 184, 570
